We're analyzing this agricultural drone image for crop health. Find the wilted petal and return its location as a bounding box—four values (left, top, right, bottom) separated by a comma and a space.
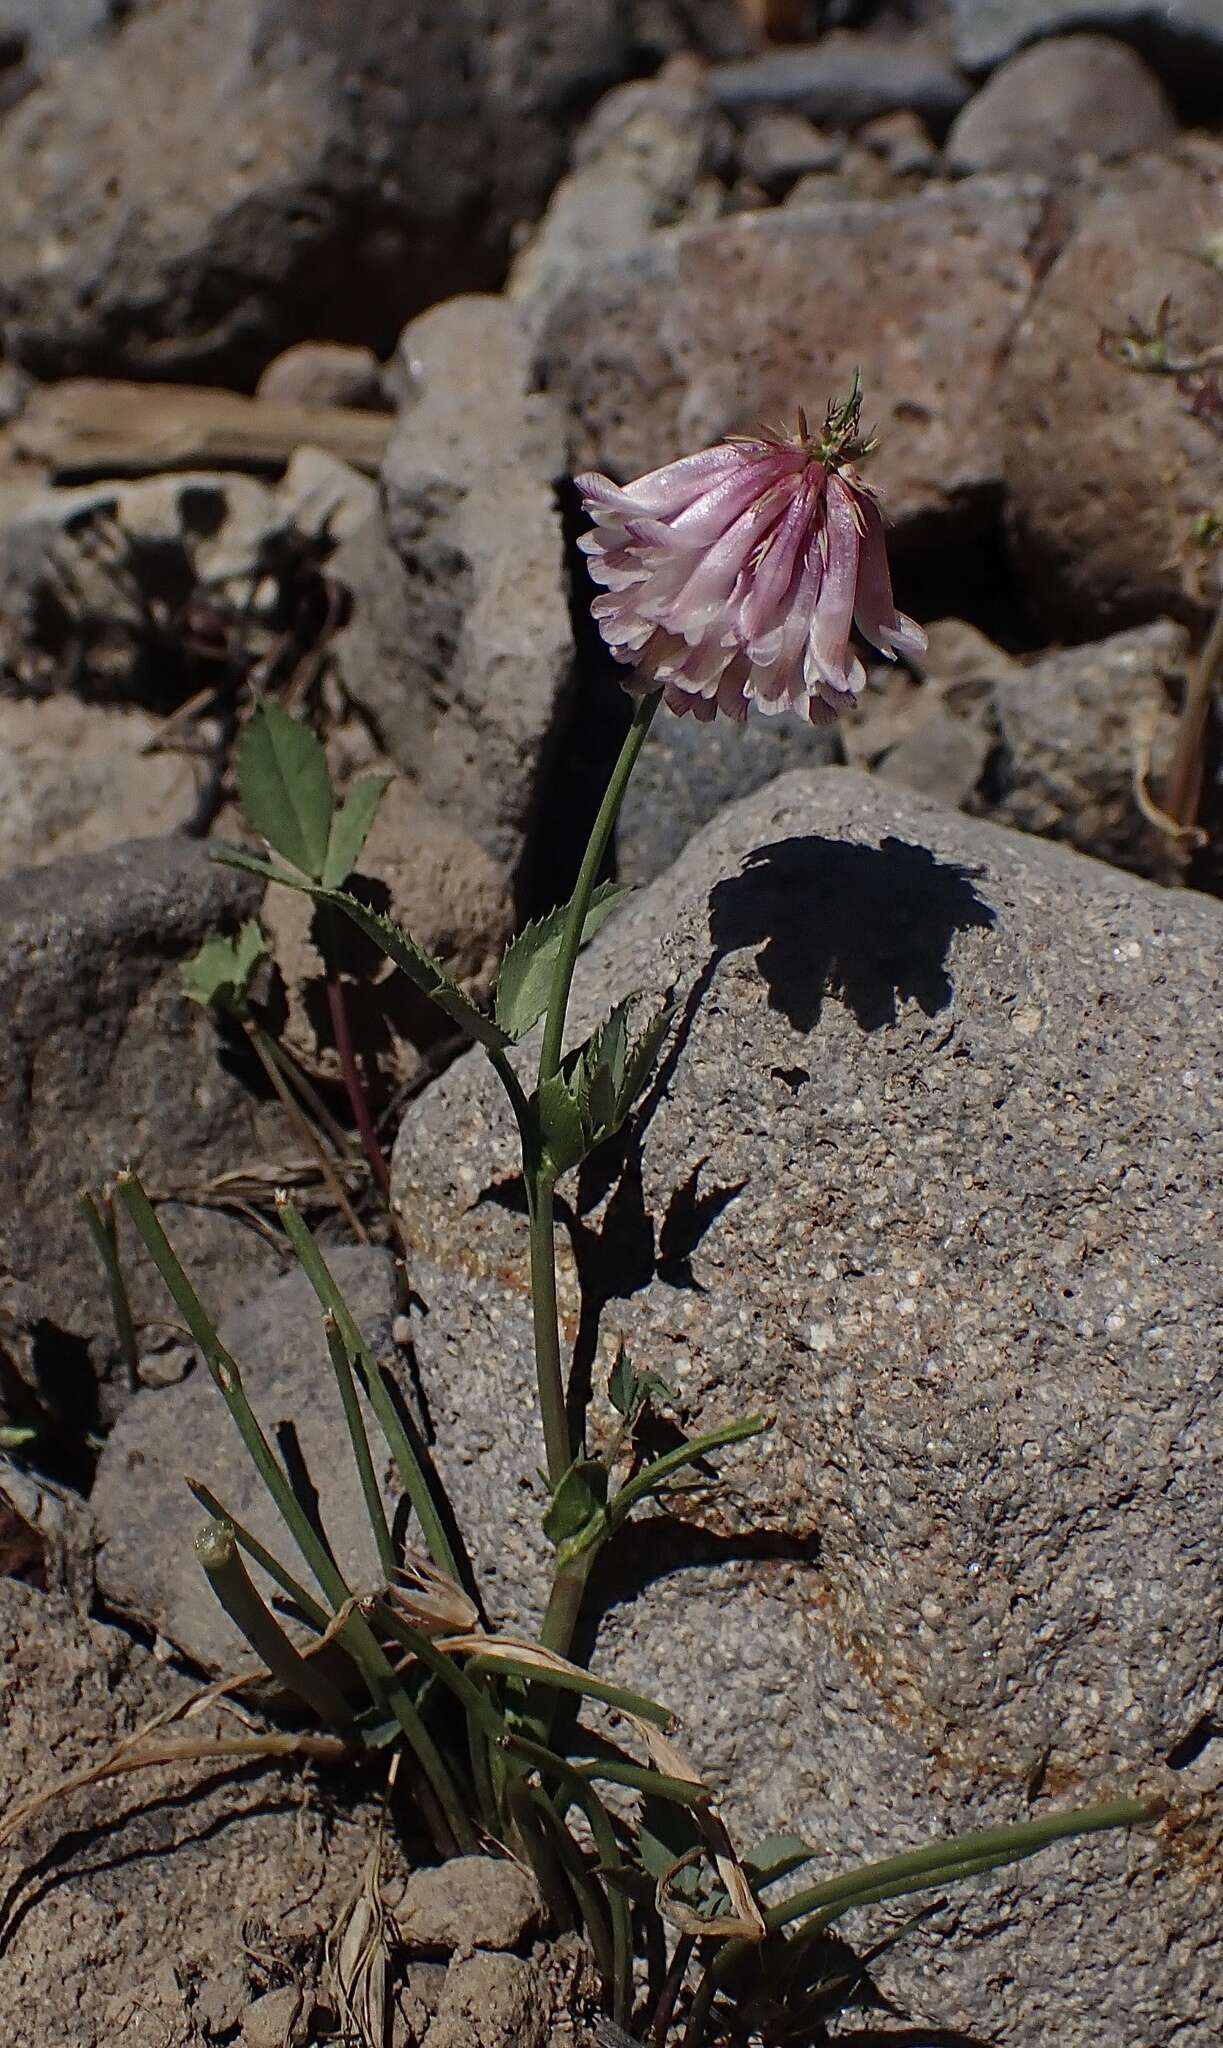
805, 477, 860, 695
575, 446, 745, 522
852, 492, 928, 662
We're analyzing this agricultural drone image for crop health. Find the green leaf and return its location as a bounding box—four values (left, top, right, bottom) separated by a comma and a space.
745, 1835, 819, 1888
608, 1344, 676, 1422
180, 921, 267, 1012
639, 1798, 705, 1895
0, 1423, 37, 1449
582, 1001, 631, 1138
321, 772, 392, 890
214, 852, 512, 1053
237, 702, 333, 878
536, 1068, 589, 1176
494, 881, 630, 1040
543, 1458, 609, 1550
612, 1002, 672, 1129
608, 1345, 637, 1420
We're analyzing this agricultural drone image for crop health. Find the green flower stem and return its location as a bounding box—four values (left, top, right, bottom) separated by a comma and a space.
538, 688, 661, 1089
539, 1545, 597, 1661
186, 1479, 331, 1633
116, 1172, 473, 1851
758, 1795, 1157, 1936
369, 1598, 500, 1832
529, 689, 661, 1488
116, 1170, 354, 1614
685, 1793, 1162, 2042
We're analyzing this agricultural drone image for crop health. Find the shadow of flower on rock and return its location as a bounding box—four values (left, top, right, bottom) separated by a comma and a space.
707, 834, 997, 1034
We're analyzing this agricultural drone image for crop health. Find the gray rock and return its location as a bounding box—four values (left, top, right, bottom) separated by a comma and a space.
391, 768, 1222, 2046
538, 175, 1047, 547
617, 701, 840, 886
508, 64, 729, 327
0, 696, 201, 874
856, 107, 939, 176
982, 619, 1186, 878
0, 0, 119, 68
847, 620, 1185, 881
255, 342, 390, 414
401, 1857, 543, 1954
950, 0, 1223, 98
0, 837, 277, 1424
999, 145, 1223, 633
425, 1952, 548, 2048
0, 0, 641, 384
93, 1247, 404, 1670
947, 34, 1179, 176
708, 32, 972, 133
333, 297, 573, 879
738, 111, 843, 197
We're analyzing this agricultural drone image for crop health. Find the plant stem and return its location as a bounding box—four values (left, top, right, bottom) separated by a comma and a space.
79, 1187, 140, 1390
529, 1171, 572, 1488
652, 1933, 695, 2047
528, 689, 662, 1490
241, 1016, 368, 1241
1165, 592, 1223, 829
539, 1547, 597, 1662
537, 689, 660, 1088
325, 971, 391, 1199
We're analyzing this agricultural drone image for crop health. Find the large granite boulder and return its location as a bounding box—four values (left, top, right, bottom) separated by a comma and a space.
391, 767, 1221, 2046
536, 175, 1048, 549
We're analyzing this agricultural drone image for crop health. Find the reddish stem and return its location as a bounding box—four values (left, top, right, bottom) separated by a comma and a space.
325, 973, 391, 1201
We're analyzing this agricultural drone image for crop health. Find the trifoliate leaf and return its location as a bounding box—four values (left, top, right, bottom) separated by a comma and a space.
237, 702, 333, 879
322, 772, 392, 889
494, 881, 630, 1040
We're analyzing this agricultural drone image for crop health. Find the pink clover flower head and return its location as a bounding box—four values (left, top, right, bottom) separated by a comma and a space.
576, 376, 927, 725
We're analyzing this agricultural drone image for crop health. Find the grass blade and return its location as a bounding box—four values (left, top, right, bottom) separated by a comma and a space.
275, 1198, 461, 1582
324, 1312, 396, 1579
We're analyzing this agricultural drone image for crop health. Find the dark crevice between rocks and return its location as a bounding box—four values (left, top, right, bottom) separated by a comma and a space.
516, 478, 634, 923
2, 1321, 102, 1494
890, 496, 1046, 656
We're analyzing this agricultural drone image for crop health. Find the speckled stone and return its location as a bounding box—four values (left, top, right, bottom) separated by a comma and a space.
392, 767, 1222, 2046
999, 146, 1223, 634
537, 176, 1047, 548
